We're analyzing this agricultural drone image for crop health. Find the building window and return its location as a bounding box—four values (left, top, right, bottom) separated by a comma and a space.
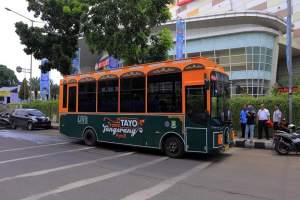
148, 72, 182, 113
187, 52, 200, 58
98, 79, 118, 112
120, 76, 145, 113
78, 79, 96, 112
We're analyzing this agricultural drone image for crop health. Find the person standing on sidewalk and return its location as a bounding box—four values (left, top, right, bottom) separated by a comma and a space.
245, 105, 256, 143
273, 105, 282, 131
257, 104, 270, 140
240, 104, 248, 138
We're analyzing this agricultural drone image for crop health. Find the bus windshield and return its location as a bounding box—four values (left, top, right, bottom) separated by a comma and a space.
211, 71, 230, 125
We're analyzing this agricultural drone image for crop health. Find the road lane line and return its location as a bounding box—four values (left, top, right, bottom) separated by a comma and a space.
121, 161, 213, 200
0, 142, 71, 153
0, 152, 134, 183
0, 147, 94, 165
20, 157, 169, 200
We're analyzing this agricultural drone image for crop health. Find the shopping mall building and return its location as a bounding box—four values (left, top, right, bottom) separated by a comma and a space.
78, 0, 300, 96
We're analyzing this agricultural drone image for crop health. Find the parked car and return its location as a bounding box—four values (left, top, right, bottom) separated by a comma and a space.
10, 109, 51, 130
0, 111, 11, 127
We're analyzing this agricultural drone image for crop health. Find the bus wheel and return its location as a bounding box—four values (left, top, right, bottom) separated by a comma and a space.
163, 136, 184, 158
83, 129, 97, 146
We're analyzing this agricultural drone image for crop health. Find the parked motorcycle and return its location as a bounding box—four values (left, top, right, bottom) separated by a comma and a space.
273, 124, 300, 155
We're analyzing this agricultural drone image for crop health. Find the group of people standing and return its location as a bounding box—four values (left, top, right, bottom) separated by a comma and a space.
240, 104, 284, 142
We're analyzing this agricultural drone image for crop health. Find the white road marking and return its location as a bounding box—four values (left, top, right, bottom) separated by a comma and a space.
20, 157, 168, 200
0, 142, 70, 153
0, 152, 134, 183
121, 161, 213, 200
0, 147, 94, 165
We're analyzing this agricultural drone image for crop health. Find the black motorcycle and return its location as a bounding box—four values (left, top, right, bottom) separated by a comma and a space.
273, 124, 300, 155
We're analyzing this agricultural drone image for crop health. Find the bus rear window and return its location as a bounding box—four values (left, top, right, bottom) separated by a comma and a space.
63, 84, 67, 108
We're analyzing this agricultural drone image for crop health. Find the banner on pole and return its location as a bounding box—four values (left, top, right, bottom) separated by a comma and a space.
176, 18, 185, 59
40, 59, 50, 100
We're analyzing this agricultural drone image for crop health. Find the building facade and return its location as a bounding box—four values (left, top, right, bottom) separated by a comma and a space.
78, 0, 300, 96
164, 0, 300, 95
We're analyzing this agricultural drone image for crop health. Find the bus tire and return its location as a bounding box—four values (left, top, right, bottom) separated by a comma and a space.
83, 129, 97, 146
163, 136, 184, 158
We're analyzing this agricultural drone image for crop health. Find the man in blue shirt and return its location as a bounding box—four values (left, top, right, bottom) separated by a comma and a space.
240, 104, 248, 138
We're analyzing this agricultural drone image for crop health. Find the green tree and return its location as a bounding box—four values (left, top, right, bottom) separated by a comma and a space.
82, 0, 174, 65
50, 80, 59, 100
19, 78, 30, 100
15, 0, 88, 75
0, 64, 19, 87
29, 77, 40, 100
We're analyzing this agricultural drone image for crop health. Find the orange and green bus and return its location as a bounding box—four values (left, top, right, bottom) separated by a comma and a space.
59, 57, 233, 158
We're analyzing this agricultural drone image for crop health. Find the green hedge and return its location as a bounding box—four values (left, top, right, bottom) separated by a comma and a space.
8, 100, 59, 123
229, 94, 300, 133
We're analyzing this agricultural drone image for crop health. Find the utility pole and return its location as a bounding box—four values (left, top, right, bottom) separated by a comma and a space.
286, 0, 293, 124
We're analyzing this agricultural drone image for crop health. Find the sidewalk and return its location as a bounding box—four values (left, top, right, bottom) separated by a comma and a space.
234, 138, 274, 150
51, 122, 59, 130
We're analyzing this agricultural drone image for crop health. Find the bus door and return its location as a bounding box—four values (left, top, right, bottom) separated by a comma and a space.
68, 84, 77, 112
185, 86, 208, 153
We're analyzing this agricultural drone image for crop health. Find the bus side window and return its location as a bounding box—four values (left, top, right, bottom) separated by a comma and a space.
120, 76, 145, 113
78, 79, 96, 112
148, 73, 182, 113
186, 86, 207, 125
63, 84, 67, 108
98, 79, 118, 112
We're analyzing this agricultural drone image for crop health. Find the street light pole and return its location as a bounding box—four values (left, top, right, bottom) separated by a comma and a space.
286, 0, 293, 124
5, 7, 40, 102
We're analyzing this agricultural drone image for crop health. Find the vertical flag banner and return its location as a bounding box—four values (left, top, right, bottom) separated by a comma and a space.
176, 18, 185, 59
71, 48, 80, 75
40, 58, 50, 100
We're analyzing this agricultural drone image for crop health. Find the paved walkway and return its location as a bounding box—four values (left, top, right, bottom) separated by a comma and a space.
234, 138, 274, 149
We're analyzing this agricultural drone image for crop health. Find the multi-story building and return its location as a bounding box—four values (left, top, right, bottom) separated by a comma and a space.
78, 0, 300, 96
163, 0, 300, 96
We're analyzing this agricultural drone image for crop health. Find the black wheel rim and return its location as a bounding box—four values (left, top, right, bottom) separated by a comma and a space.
167, 141, 179, 154
85, 132, 94, 144
278, 143, 288, 154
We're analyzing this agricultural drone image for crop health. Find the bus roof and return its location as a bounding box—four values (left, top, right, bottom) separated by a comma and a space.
61, 56, 226, 83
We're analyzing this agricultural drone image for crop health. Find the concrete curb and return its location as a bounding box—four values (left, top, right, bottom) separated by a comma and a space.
234, 139, 274, 150
51, 124, 59, 130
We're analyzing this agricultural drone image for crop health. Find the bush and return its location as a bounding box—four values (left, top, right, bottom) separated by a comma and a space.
229, 94, 300, 133
8, 100, 59, 123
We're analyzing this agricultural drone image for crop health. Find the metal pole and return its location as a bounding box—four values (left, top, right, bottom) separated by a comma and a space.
184, 19, 187, 58
29, 20, 33, 102
287, 0, 293, 124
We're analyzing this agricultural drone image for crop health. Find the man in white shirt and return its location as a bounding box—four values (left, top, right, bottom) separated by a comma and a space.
273, 105, 282, 131
257, 104, 270, 139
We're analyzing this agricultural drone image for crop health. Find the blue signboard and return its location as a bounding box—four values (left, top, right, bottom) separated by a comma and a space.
176, 19, 185, 59
71, 49, 80, 75
108, 56, 119, 70
40, 59, 50, 100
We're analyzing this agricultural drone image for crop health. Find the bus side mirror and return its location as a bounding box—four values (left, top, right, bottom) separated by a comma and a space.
205, 80, 210, 90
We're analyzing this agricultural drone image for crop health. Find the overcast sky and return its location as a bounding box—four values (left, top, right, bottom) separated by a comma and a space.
0, 0, 62, 84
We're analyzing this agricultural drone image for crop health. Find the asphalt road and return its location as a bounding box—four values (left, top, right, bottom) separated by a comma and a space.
0, 128, 299, 200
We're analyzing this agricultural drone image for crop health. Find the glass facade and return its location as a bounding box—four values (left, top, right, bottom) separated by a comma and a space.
184, 46, 273, 96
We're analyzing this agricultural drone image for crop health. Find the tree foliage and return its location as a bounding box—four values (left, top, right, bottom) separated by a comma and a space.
15, 0, 88, 75
50, 80, 59, 100
29, 77, 40, 100
82, 0, 174, 65
0, 65, 19, 87
19, 78, 30, 100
